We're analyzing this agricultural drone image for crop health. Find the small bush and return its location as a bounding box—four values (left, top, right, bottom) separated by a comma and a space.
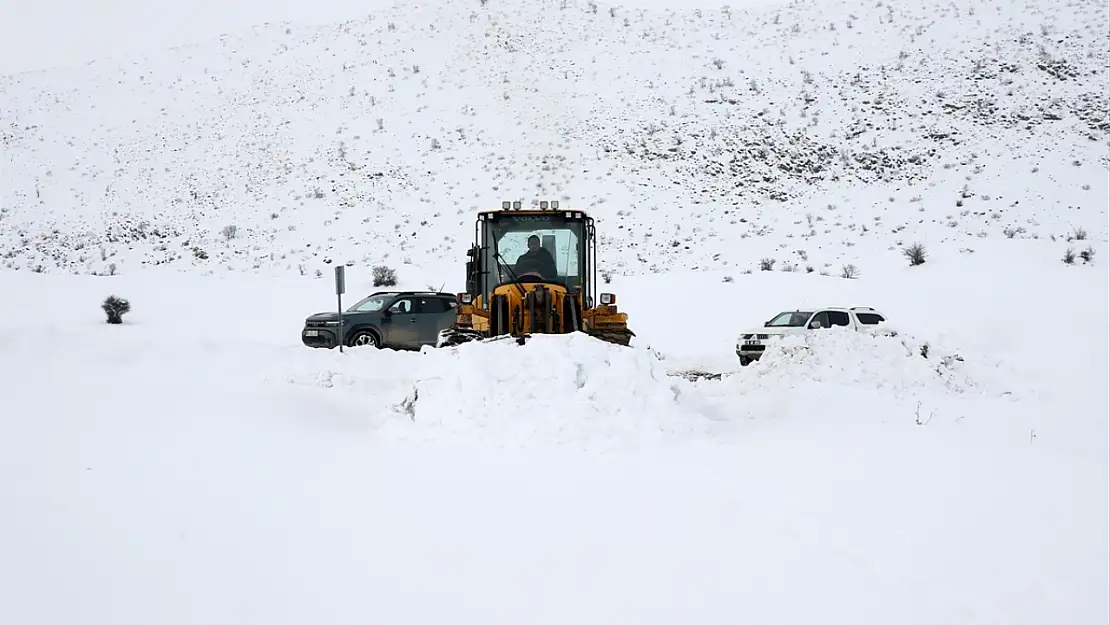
1079, 245, 1095, 263
373, 265, 398, 287
759, 257, 776, 271
1063, 247, 1076, 264
841, 264, 860, 279
902, 242, 927, 266
102, 295, 131, 324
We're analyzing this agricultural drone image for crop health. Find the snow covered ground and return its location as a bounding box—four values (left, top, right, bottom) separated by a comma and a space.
1, 241, 1107, 624
1, 0, 1108, 621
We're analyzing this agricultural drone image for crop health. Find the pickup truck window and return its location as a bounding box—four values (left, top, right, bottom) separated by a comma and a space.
826, 310, 851, 326
856, 313, 886, 324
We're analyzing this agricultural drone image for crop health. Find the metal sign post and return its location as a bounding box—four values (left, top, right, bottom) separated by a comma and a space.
335, 265, 346, 353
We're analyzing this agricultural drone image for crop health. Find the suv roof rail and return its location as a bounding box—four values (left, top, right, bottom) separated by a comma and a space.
850, 306, 876, 311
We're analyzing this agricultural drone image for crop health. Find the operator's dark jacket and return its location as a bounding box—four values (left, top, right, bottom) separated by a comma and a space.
515, 247, 558, 278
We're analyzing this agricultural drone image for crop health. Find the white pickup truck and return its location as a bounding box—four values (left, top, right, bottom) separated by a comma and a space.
735, 306, 889, 366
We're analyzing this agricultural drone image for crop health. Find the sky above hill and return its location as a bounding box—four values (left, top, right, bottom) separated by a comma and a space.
0, 0, 787, 74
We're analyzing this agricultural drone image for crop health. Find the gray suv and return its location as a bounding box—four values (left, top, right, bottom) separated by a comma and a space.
301, 291, 459, 350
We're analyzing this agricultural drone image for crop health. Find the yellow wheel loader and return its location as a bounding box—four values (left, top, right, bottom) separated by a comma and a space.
436, 200, 635, 348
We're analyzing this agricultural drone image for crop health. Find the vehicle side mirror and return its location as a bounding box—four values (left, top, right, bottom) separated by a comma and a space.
382, 309, 392, 319
763, 321, 770, 327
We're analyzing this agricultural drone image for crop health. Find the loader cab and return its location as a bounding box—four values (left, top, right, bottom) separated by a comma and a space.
465, 201, 599, 309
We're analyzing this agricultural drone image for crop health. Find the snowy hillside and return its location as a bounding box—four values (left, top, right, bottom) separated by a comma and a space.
1, 0, 1108, 623
1, 0, 1107, 278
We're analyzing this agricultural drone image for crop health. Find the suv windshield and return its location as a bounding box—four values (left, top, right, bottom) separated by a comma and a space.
767, 311, 813, 327
347, 294, 394, 313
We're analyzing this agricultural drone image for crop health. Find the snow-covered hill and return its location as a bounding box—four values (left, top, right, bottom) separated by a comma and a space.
1, 0, 1106, 278
1, 0, 1108, 622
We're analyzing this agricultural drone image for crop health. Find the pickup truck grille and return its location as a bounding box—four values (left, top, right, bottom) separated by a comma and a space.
741, 333, 770, 340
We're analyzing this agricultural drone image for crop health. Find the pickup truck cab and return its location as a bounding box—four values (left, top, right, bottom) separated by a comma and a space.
735, 306, 889, 366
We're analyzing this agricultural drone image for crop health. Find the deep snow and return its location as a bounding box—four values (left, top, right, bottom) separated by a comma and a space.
1, 0, 1108, 621
1, 247, 1107, 624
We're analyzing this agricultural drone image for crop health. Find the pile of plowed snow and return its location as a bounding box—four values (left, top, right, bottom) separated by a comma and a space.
736, 326, 992, 396
281, 325, 1021, 444
281, 332, 712, 447
663, 325, 1023, 432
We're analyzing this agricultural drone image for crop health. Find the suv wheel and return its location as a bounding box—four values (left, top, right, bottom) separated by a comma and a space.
349, 330, 380, 349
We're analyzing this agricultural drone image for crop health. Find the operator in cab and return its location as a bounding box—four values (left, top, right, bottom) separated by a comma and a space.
514, 234, 558, 280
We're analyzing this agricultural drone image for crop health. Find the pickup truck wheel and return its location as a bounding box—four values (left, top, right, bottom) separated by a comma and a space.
348, 330, 380, 349
738, 355, 753, 366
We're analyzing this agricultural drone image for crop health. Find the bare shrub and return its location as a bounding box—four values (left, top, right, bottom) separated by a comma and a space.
373, 265, 398, 287
759, 257, 776, 271
841, 264, 860, 279
102, 295, 131, 324
902, 242, 927, 266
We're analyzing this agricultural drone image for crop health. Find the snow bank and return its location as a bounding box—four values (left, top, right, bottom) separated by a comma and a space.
281, 324, 1019, 446
283, 333, 709, 447
743, 326, 988, 396
656, 323, 1037, 442
1, 267, 1107, 625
